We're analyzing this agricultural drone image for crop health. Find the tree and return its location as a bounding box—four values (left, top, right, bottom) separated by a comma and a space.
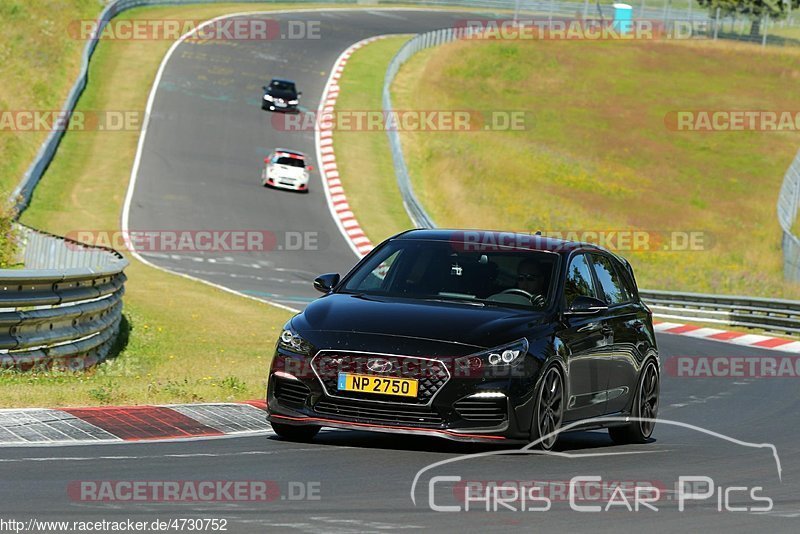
696, 0, 800, 37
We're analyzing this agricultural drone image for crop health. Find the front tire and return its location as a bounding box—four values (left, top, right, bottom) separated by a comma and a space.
529, 366, 564, 451
609, 358, 659, 445
270, 421, 320, 442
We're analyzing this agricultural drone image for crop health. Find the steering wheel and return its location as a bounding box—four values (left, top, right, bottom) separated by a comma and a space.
498, 288, 546, 307
499, 288, 535, 299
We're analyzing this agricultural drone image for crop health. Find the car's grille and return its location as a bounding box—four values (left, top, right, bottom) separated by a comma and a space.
311, 352, 450, 405
273, 377, 311, 409
314, 399, 444, 427
454, 396, 507, 424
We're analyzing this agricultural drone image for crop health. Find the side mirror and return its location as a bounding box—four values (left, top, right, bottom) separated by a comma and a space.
314, 273, 340, 294
565, 296, 608, 315
264, 157, 270, 163
262, 86, 268, 91
306, 165, 314, 171
298, 91, 303, 96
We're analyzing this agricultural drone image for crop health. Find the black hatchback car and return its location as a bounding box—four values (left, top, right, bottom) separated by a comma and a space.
261, 78, 301, 112
266, 230, 659, 450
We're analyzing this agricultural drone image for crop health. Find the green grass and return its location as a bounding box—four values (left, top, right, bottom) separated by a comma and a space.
390, 38, 800, 298
0, 0, 102, 197
333, 36, 415, 243
0, 3, 385, 407
331, 36, 800, 300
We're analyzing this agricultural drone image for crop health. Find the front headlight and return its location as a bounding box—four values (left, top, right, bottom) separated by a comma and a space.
457, 338, 529, 371
263, 94, 274, 101
278, 328, 313, 355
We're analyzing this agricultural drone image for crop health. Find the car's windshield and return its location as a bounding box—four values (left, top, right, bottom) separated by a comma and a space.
340, 239, 558, 309
270, 80, 295, 92
273, 156, 305, 168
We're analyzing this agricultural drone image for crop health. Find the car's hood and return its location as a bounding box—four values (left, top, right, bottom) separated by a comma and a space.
292, 293, 547, 350
270, 164, 306, 177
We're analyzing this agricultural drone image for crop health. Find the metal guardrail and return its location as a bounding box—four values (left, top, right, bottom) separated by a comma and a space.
0, 225, 128, 371
778, 150, 800, 283
381, 27, 800, 337
383, 27, 486, 228
640, 289, 800, 337
7, 0, 799, 374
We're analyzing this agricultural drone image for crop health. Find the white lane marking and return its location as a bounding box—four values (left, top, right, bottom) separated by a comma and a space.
0, 431, 272, 449
653, 322, 685, 332
0, 439, 361, 461
0, 409, 121, 444
366, 10, 410, 20
678, 327, 728, 338
773, 341, 800, 352
726, 333, 774, 345
270, 517, 423, 532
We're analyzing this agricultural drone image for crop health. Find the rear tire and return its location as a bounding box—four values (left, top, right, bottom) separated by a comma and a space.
270, 422, 320, 442
609, 358, 659, 445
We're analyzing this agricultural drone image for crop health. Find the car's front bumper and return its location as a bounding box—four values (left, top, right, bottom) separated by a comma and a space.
262, 101, 298, 112
263, 176, 308, 191
266, 349, 541, 443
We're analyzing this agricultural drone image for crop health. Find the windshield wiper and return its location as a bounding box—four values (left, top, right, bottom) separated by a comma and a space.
421, 297, 485, 307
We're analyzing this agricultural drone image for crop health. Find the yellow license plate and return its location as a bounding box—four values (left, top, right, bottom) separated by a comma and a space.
337, 373, 418, 398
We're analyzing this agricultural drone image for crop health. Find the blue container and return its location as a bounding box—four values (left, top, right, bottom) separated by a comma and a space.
613, 3, 634, 36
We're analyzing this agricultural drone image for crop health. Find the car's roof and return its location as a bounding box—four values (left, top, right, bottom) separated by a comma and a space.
391, 228, 609, 256
270, 78, 295, 85
272, 148, 306, 158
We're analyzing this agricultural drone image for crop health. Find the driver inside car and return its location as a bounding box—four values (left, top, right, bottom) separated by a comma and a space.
515, 258, 548, 307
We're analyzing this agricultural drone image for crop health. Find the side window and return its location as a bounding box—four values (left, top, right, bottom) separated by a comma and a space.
591, 254, 630, 305
564, 254, 597, 307
617, 261, 638, 301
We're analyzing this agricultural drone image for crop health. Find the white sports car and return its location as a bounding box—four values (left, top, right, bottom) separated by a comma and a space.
261, 149, 313, 192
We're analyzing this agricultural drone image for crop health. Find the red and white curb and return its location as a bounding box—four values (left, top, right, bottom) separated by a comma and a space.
316, 36, 389, 260
0, 402, 272, 446
654, 321, 800, 353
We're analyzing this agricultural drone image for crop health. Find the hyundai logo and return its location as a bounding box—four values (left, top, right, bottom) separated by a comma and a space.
366, 358, 393, 373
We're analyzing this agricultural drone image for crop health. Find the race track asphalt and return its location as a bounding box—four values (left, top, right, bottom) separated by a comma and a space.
6, 9, 796, 533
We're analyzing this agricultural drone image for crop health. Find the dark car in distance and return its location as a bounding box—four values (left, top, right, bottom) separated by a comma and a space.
266, 229, 660, 450
261, 78, 301, 112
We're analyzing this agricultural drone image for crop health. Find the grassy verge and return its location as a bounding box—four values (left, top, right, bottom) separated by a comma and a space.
1, 3, 385, 407
0, 0, 102, 197
388, 38, 800, 299
333, 36, 415, 243
331, 36, 800, 299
